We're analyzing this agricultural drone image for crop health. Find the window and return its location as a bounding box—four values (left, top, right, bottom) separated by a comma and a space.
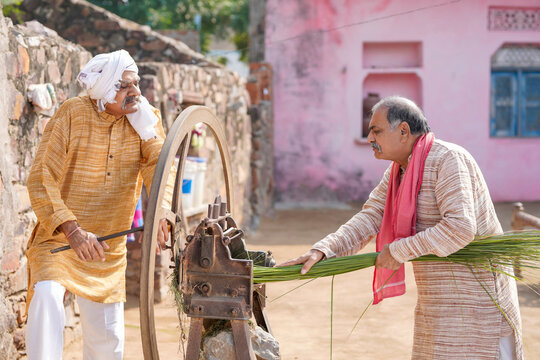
490, 45, 540, 137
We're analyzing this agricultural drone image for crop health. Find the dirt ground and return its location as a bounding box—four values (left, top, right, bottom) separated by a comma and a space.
64, 202, 540, 359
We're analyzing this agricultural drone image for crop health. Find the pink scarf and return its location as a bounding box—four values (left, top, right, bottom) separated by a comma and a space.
372, 133, 434, 304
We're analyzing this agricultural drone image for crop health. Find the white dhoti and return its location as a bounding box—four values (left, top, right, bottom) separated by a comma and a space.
499, 334, 516, 360
26, 280, 124, 360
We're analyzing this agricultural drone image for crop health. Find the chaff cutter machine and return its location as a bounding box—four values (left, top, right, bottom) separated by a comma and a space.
138, 106, 274, 359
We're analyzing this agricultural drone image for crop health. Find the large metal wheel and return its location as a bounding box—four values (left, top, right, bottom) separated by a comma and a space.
140, 106, 235, 359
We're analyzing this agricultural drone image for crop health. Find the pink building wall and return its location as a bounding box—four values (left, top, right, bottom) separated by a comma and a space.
265, 0, 540, 203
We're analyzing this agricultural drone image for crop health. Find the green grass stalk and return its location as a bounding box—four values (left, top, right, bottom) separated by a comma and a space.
254, 231, 540, 284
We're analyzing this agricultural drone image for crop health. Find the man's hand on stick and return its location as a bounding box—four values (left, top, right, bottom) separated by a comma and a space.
375, 244, 402, 270
136, 218, 169, 254
61, 221, 109, 262
277, 249, 325, 274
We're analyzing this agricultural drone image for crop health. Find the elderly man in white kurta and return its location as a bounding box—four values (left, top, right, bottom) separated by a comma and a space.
281, 96, 522, 359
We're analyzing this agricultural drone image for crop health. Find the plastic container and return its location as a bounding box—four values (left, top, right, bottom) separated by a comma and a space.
182, 159, 198, 209
188, 156, 207, 208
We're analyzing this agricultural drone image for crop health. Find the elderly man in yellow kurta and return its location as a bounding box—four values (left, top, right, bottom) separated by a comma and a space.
281, 96, 523, 359
25, 50, 170, 360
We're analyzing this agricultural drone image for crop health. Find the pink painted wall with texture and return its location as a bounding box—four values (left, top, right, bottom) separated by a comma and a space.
266, 0, 540, 203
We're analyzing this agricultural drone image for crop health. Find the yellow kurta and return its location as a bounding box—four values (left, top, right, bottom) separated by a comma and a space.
26, 95, 166, 305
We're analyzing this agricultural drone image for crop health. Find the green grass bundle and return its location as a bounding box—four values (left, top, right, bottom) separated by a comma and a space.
253, 230, 540, 284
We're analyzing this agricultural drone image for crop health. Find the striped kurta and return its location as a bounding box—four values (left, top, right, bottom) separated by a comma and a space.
313, 139, 522, 359
26, 95, 168, 306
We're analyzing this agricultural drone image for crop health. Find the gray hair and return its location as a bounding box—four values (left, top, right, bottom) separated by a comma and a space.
372, 96, 431, 135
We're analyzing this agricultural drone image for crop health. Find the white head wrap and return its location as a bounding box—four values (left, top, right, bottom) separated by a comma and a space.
77, 50, 158, 141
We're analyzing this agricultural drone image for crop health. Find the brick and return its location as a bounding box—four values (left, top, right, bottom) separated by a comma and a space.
246, 81, 260, 105
63, 24, 83, 39
79, 51, 92, 69
10, 256, 27, 293
13, 328, 25, 350
27, 36, 41, 48
0, 175, 3, 193
36, 47, 46, 65
48, 61, 61, 84
13, 221, 28, 238
141, 39, 167, 52
129, 247, 141, 260
1, 251, 20, 273
5, 52, 18, 77
17, 45, 30, 75
0, 297, 17, 334
13, 184, 31, 213
129, 30, 146, 39
63, 325, 82, 348
251, 170, 259, 189
10, 91, 25, 120
15, 302, 26, 326
252, 139, 261, 151
108, 33, 126, 49
77, 33, 100, 48
62, 59, 72, 83
38, 116, 51, 135
125, 38, 138, 47
64, 300, 78, 328
81, 6, 90, 17
94, 20, 120, 31
74, 299, 80, 315
142, 89, 158, 104
56, 88, 67, 103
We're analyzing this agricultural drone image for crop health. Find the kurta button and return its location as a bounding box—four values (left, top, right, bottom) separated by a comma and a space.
107, 172, 111, 176
109, 155, 113, 159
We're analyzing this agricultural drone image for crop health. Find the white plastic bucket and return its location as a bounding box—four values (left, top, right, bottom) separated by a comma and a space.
188, 156, 207, 208
182, 159, 198, 209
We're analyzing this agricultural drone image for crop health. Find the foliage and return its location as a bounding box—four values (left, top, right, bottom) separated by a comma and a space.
88, 0, 249, 56
1, 0, 25, 22
216, 56, 228, 65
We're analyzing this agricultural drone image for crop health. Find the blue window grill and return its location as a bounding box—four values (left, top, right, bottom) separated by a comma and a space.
490, 44, 540, 137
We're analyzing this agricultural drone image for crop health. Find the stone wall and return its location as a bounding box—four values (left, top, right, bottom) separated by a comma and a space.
13, 0, 217, 66
157, 29, 200, 53
0, 9, 20, 360
125, 62, 252, 299
0, 16, 92, 358
249, 0, 267, 63
138, 62, 252, 225
247, 63, 274, 229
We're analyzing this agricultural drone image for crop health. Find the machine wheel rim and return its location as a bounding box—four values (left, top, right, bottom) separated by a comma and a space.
139, 106, 235, 360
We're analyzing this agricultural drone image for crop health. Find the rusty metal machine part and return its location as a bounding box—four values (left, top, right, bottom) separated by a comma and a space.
182, 198, 254, 359
139, 106, 235, 360
139, 107, 274, 360
181, 196, 274, 359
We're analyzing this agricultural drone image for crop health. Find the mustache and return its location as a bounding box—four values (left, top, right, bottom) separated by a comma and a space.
121, 96, 139, 110
371, 142, 381, 152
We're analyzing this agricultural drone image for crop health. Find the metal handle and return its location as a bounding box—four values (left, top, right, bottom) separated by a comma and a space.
50, 226, 145, 254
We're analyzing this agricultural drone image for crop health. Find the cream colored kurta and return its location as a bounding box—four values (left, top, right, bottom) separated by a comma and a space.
313, 139, 522, 360
27, 95, 167, 306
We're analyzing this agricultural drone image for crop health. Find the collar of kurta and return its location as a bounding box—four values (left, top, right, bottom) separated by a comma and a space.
88, 97, 124, 124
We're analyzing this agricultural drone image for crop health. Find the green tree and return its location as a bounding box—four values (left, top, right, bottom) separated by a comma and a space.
88, 0, 248, 59
1, 0, 26, 22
